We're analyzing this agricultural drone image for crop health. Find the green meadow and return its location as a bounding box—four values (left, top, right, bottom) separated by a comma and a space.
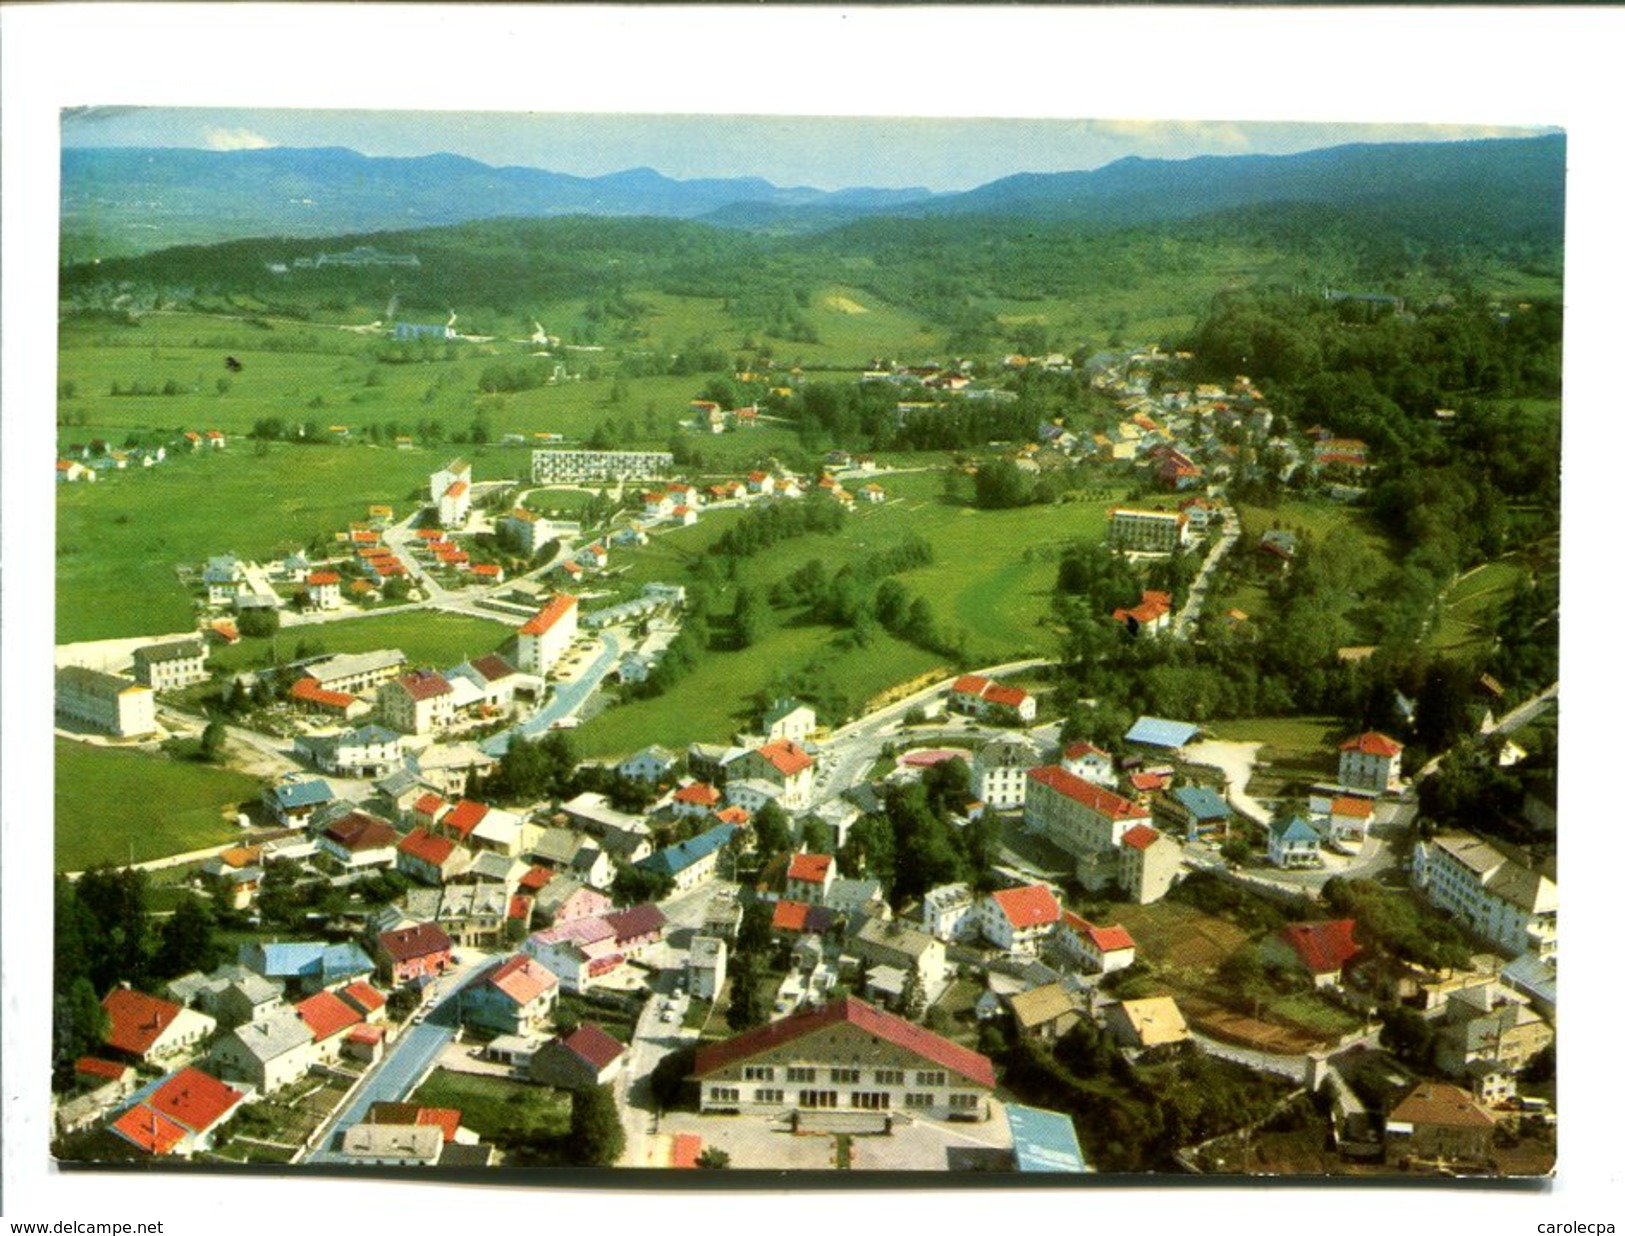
205, 609, 516, 675
55, 738, 259, 871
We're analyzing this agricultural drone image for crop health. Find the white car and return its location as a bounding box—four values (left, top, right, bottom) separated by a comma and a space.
660, 1008, 676, 1023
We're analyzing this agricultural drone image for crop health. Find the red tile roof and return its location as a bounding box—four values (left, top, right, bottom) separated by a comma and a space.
377, 922, 454, 964
982, 683, 1030, 710
520, 594, 578, 636
715, 806, 751, 827
1390, 1082, 1495, 1129
1120, 824, 1161, 850
1129, 771, 1169, 791
1063, 740, 1110, 760
101, 988, 183, 1057
289, 678, 358, 709
1028, 765, 1143, 819
1330, 796, 1375, 819
508, 894, 533, 921
563, 1022, 625, 1072
111, 1104, 188, 1155
951, 674, 991, 696
398, 827, 459, 867
605, 903, 667, 942
989, 885, 1062, 929
674, 782, 722, 807
323, 811, 398, 854
149, 1066, 244, 1133
1278, 919, 1362, 976
392, 669, 453, 702
1341, 731, 1403, 757
1062, 911, 1135, 953
340, 981, 387, 1015
347, 1024, 386, 1046
755, 740, 813, 777
771, 900, 835, 934
307, 571, 342, 586
484, 954, 558, 1005
443, 480, 468, 499
787, 853, 834, 884
519, 865, 553, 891
440, 799, 490, 840
415, 1107, 462, 1141
413, 793, 447, 817
694, 996, 995, 1090
74, 1056, 130, 1083
297, 990, 364, 1043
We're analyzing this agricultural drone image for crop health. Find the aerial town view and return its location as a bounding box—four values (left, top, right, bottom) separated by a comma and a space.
47, 108, 1561, 1180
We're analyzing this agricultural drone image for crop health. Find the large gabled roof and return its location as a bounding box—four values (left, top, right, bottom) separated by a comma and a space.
1278, 919, 1362, 976
694, 996, 995, 1089
989, 884, 1062, 929
101, 988, 182, 1056
520, 594, 578, 636
1341, 731, 1403, 757
1027, 765, 1142, 819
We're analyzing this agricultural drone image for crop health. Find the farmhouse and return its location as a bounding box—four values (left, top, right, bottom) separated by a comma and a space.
101, 988, 216, 1066
109, 1068, 246, 1158
56, 666, 157, 738
949, 674, 1036, 725
693, 996, 996, 1121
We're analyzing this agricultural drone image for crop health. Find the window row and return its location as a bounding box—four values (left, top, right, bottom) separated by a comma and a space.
732, 1065, 946, 1086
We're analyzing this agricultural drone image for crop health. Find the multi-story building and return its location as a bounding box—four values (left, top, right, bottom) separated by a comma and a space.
978, 884, 1063, 955
689, 936, 729, 1001
730, 740, 815, 809
1107, 506, 1191, 553
1025, 765, 1151, 858
304, 649, 406, 696
516, 594, 579, 675
131, 639, 209, 691
972, 734, 1046, 810
377, 670, 456, 735
921, 883, 978, 942
694, 996, 995, 1121
1412, 832, 1557, 961
948, 674, 1037, 725
1116, 825, 1183, 903
530, 448, 675, 484
56, 665, 157, 738
1338, 731, 1405, 794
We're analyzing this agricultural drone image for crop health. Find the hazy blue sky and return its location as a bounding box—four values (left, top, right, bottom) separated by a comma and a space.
59, 107, 1554, 193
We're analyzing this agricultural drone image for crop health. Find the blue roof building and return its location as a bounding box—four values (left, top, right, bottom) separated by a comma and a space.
1167, 785, 1234, 840
239, 940, 376, 994
1005, 1104, 1089, 1173
636, 823, 735, 891
1267, 817, 1323, 870
1125, 716, 1200, 749
262, 776, 335, 822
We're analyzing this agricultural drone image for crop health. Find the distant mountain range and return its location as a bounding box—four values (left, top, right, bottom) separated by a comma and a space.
60, 134, 1564, 259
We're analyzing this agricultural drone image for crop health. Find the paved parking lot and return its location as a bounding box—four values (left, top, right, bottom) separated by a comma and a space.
643, 1106, 1014, 1172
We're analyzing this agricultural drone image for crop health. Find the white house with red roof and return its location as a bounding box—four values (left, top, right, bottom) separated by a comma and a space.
642, 490, 676, 518
295, 989, 365, 1064
109, 1067, 246, 1158
1057, 911, 1137, 973
317, 810, 399, 870
516, 594, 579, 675
1264, 920, 1362, 989
1338, 731, 1405, 794
522, 918, 624, 993
1060, 740, 1115, 786
670, 781, 724, 819
377, 669, 456, 735
461, 954, 559, 1036
1111, 589, 1174, 638
978, 884, 1063, 956
101, 988, 216, 1066
1323, 794, 1376, 844
785, 853, 837, 905
949, 674, 1037, 725
431, 456, 472, 515
1025, 765, 1151, 859
305, 570, 343, 610
396, 828, 472, 885
730, 739, 816, 809
693, 996, 996, 1121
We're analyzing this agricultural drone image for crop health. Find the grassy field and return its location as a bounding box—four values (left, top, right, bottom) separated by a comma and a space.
1205, 715, 1345, 781
55, 738, 259, 871
410, 1068, 571, 1143
1424, 557, 1529, 659
205, 609, 516, 674
574, 625, 944, 759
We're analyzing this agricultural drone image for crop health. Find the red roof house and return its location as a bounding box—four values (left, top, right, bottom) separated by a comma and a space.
1273, 919, 1362, 987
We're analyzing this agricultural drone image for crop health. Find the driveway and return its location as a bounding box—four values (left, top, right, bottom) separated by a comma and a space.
1182, 738, 1269, 825
481, 630, 621, 757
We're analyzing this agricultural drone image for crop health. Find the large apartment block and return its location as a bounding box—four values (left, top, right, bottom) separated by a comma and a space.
1107, 506, 1191, 553
1412, 833, 1557, 962
531, 449, 675, 484
56, 665, 157, 738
